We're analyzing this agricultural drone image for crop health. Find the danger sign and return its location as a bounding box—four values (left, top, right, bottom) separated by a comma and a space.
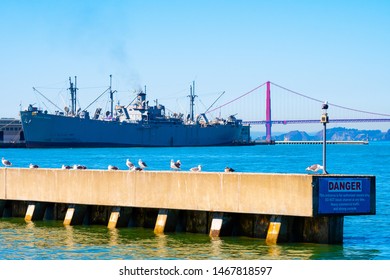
318, 177, 373, 215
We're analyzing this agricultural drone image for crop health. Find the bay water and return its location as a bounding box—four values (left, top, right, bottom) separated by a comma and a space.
1, 142, 389, 260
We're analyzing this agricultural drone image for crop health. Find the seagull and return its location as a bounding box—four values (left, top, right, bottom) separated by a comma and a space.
138, 159, 147, 169
108, 165, 119, 170
61, 164, 72, 170
190, 165, 202, 172
224, 166, 235, 172
2, 157, 12, 167
170, 159, 181, 170
126, 159, 134, 169
73, 164, 87, 170
29, 163, 39, 169
305, 164, 324, 173
130, 166, 143, 172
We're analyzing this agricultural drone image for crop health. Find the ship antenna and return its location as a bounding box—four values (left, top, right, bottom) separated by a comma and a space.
109, 75, 117, 117
188, 81, 197, 122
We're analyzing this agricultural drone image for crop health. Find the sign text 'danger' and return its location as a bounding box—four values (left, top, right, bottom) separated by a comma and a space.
328, 180, 362, 192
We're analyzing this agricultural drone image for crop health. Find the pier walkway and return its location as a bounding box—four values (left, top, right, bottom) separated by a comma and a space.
0, 168, 375, 244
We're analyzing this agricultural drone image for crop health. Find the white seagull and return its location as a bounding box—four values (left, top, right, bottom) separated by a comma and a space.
170, 159, 181, 170
29, 163, 39, 169
108, 165, 119, 170
224, 166, 235, 172
2, 157, 12, 167
61, 164, 72, 170
130, 165, 143, 172
73, 164, 87, 170
190, 165, 202, 172
138, 159, 147, 169
126, 159, 134, 169
305, 164, 324, 173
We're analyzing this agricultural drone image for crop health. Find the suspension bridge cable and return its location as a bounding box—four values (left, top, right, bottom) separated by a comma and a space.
204, 91, 225, 113
206, 82, 267, 114
271, 82, 390, 117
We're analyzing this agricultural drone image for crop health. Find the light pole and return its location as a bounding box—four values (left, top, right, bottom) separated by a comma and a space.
321, 102, 329, 174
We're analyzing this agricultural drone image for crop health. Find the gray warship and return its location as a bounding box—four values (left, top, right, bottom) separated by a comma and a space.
20, 77, 250, 148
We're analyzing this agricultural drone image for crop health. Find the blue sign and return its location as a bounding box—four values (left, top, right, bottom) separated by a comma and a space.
318, 178, 371, 214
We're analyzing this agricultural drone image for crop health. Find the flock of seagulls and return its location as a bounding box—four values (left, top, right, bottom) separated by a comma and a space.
124, 159, 145, 171
1, 156, 235, 173
2, 156, 327, 174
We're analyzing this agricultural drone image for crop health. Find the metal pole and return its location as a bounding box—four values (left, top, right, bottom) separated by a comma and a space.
323, 122, 327, 174
321, 102, 329, 174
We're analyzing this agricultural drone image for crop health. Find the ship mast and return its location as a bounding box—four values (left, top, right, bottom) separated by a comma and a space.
68, 76, 78, 115
109, 75, 117, 117
188, 81, 197, 122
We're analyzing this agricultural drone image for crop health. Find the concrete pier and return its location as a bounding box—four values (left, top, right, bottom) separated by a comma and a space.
0, 168, 375, 244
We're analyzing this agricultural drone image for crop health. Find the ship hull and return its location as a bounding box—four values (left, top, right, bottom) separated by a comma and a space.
20, 111, 245, 148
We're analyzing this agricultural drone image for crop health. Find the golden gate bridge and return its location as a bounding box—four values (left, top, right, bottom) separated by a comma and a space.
205, 81, 390, 141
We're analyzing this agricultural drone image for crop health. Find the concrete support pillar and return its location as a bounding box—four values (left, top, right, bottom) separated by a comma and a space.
107, 207, 121, 229
154, 209, 179, 234
63, 206, 75, 225
24, 202, 47, 222
266, 215, 282, 244
63, 204, 88, 226
25, 204, 35, 222
209, 212, 224, 238
154, 209, 169, 234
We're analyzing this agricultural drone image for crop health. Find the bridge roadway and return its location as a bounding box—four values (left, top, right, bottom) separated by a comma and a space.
0, 168, 375, 244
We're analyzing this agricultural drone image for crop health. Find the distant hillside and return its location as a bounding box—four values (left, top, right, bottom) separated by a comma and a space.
257, 127, 390, 141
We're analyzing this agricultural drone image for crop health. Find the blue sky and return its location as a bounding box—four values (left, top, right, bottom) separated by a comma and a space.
1, 0, 389, 131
